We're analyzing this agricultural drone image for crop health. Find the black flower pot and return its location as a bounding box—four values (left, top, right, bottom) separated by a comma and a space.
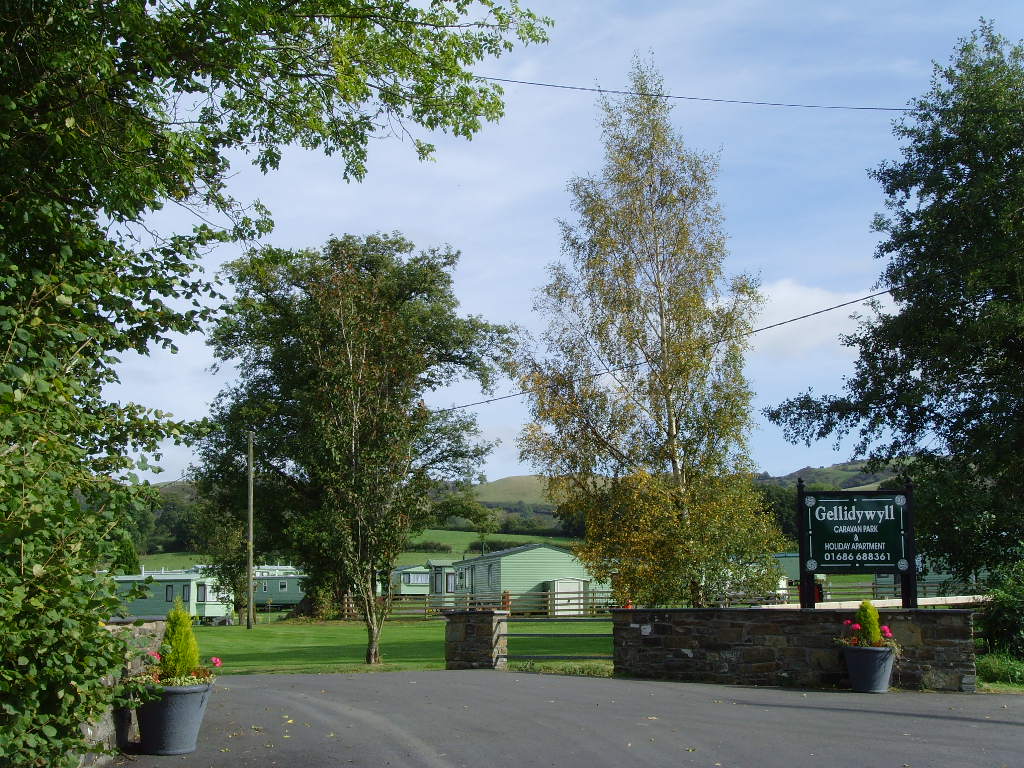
843, 645, 895, 693
137, 683, 211, 755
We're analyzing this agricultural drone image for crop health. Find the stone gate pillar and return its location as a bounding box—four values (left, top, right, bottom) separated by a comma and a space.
444, 610, 508, 670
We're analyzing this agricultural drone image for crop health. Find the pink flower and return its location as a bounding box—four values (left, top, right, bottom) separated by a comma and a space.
851, 623, 862, 631
147, 651, 161, 661
843, 619, 852, 626
880, 625, 890, 633
210, 656, 222, 668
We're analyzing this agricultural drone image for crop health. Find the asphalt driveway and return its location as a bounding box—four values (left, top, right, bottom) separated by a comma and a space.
115, 671, 1022, 768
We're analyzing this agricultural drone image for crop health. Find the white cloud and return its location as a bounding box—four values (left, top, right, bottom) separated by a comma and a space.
749, 277, 893, 359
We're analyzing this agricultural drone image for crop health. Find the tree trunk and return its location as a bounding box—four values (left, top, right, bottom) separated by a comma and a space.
365, 619, 382, 664
359, 572, 387, 665
688, 579, 705, 608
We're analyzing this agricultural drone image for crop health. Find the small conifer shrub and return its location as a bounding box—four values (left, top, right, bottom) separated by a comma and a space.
160, 597, 201, 678
836, 600, 899, 654
129, 597, 222, 687
855, 600, 882, 646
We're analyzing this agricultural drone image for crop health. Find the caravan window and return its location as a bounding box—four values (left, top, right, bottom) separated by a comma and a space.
165, 585, 174, 602
446, 572, 456, 592
409, 573, 428, 585
182, 584, 190, 602
279, 581, 288, 591
197, 584, 207, 603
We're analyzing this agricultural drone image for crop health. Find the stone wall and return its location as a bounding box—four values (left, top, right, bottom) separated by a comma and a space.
444, 610, 508, 670
613, 608, 976, 692
79, 619, 165, 767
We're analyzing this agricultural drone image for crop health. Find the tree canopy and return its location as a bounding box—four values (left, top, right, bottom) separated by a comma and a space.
193, 233, 509, 661
514, 61, 784, 607
766, 22, 1024, 577
0, 2, 547, 762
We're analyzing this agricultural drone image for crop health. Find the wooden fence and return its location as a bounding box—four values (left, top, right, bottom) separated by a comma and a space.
776, 579, 982, 605
386, 590, 617, 619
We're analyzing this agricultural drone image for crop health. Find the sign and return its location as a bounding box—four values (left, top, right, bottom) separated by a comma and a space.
795, 481, 918, 609
801, 491, 911, 574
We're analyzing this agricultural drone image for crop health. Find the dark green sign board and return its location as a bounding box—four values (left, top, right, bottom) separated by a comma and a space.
802, 492, 911, 574
796, 482, 918, 609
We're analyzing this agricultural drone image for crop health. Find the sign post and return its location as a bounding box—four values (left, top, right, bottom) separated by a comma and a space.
796, 479, 815, 609
796, 479, 917, 609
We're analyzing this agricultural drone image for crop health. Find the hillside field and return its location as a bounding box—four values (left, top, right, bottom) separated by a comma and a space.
472, 474, 551, 505
141, 528, 577, 571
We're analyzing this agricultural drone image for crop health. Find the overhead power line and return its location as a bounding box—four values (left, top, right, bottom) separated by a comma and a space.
475, 75, 911, 112
437, 288, 892, 414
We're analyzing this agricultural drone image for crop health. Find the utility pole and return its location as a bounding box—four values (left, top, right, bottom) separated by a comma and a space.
246, 430, 255, 630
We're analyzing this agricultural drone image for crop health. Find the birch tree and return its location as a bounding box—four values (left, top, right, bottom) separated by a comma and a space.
516, 61, 783, 606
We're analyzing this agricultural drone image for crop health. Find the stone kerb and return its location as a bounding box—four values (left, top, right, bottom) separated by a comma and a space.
444, 610, 508, 670
612, 608, 975, 692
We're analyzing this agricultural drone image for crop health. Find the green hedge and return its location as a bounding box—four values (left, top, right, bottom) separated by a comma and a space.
405, 541, 453, 553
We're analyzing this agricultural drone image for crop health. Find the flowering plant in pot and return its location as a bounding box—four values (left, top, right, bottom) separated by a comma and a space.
126, 598, 223, 755
836, 600, 900, 693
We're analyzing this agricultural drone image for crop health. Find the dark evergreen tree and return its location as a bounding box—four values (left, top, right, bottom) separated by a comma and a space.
768, 22, 1024, 577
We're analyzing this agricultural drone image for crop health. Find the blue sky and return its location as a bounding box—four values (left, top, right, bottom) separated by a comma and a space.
111, 1, 1024, 483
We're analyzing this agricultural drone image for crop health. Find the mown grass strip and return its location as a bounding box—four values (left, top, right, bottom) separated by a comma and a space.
195, 619, 613, 675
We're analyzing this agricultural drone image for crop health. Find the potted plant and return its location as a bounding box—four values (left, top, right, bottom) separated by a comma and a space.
836, 600, 900, 693
128, 598, 223, 755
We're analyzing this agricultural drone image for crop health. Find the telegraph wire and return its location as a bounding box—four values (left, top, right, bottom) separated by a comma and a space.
436, 288, 892, 414
475, 75, 911, 112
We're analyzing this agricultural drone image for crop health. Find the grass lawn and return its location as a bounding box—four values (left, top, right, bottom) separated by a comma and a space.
140, 551, 208, 570
196, 619, 612, 675
828, 574, 874, 585
196, 620, 446, 674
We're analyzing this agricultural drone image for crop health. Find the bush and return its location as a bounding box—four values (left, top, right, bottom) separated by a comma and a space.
977, 653, 1024, 685
0, 473, 152, 767
976, 560, 1024, 655
110, 534, 141, 575
854, 600, 882, 646
498, 521, 565, 536
160, 598, 200, 678
406, 541, 453, 553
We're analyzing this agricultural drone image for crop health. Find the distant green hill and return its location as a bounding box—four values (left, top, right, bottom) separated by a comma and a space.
471, 462, 896, 504
755, 461, 895, 490
154, 479, 196, 506
473, 475, 551, 506
147, 463, 896, 523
